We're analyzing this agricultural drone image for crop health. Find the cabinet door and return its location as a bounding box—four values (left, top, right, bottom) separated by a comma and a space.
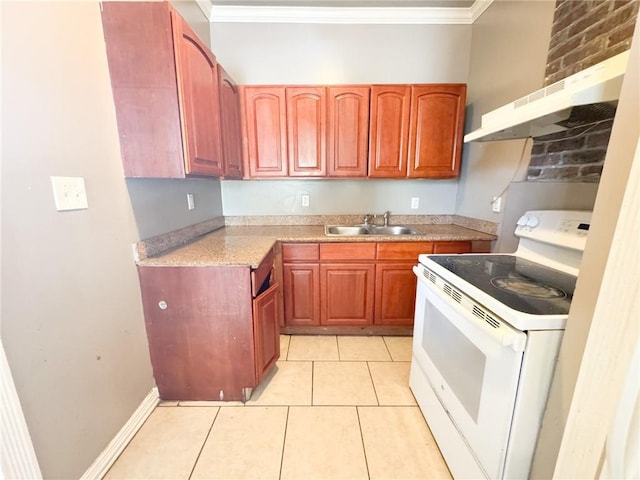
218, 65, 243, 179
368, 85, 411, 178
408, 84, 466, 178
243, 86, 288, 177
283, 263, 320, 326
253, 283, 280, 384
171, 11, 223, 176
286, 87, 327, 176
328, 86, 370, 177
375, 263, 417, 326
321, 264, 375, 326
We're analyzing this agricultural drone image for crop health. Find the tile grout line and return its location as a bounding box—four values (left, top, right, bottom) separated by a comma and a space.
186, 406, 220, 480
356, 406, 372, 480
278, 406, 290, 480
381, 335, 395, 361
366, 361, 381, 406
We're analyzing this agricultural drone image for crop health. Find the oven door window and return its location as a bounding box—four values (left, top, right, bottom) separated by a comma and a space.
414, 279, 527, 479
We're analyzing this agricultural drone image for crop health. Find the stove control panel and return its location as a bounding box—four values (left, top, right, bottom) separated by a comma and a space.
515, 210, 592, 251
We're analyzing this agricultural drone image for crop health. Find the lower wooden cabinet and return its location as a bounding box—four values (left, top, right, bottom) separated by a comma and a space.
137, 255, 279, 401
374, 263, 418, 326
321, 263, 375, 326
282, 240, 472, 329
283, 263, 320, 326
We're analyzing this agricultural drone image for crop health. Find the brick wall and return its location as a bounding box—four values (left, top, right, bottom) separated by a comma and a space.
526, 0, 639, 182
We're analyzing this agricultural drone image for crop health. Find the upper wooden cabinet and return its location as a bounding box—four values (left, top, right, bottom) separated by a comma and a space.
218, 66, 243, 179
408, 85, 467, 178
369, 84, 466, 179
101, 2, 230, 178
328, 87, 370, 177
242, 86, 288, 177
171, 11, 223, 176
368, 85, 411, 178
286, 87, 327, 177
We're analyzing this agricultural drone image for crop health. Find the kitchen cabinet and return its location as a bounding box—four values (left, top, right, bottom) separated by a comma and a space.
328, 86, 370, 177
137, 251, 279, 401
286, 87, 327, 176
242, 86, 288, 177
320, 243, 377, 326
101, 2, 228, 178
368, 85, 411, 178
282, 241, 472, 331
218, 65, 243, 179
375, 242, 433, 326
282, 243, 320, 326
368, 84, 466, 179
408, 85, 467, 178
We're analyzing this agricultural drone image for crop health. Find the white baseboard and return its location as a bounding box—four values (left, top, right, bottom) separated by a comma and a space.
80, 387, 159, 480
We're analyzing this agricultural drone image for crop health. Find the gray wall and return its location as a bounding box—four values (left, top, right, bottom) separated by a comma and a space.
455, 0, 556, 222
1, 1, 220, 477
210, 21, 471, 216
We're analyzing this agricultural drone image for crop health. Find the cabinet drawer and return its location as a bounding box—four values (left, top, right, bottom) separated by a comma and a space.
433, 241, 472, 254
282, 243, 319, 262
320, 243, 376, 261
251, 249, 275, 296
376, 242, 433, 260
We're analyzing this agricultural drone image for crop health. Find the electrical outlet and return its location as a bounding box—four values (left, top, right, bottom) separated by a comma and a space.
492, 196, 502, 213
411, 197, 419, 209
187, 193, 195, 210
51, 176, 88, 211
301, 194, 310, 207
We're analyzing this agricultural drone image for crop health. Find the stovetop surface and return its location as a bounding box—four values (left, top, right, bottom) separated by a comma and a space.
425, 254, 577, 316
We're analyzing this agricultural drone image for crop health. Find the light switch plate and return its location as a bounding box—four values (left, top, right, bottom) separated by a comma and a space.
51, 176, 88, 211
187, 193, 195, 210
411, 197, 419, 209
301, 194, 310, 207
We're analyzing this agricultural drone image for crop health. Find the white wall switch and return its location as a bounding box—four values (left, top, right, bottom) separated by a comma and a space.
411, 197, 419, 209
187, 193, 195, 210
492, 196, 502, 213
301, 194, 310, 207
51, 176, 88, 211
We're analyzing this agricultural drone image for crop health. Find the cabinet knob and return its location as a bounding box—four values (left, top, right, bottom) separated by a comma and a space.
158, 301, 168, 310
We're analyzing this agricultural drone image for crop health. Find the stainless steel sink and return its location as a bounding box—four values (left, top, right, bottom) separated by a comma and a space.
368, 225, 418, 235
325, 225, 418, 236
325, 226, 372, 235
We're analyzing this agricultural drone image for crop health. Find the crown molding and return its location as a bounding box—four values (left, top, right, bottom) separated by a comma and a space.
207, 0, 493, 24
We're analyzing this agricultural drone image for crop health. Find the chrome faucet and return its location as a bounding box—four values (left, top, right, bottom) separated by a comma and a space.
363, 214, 375, 225
383, 211, 391, 226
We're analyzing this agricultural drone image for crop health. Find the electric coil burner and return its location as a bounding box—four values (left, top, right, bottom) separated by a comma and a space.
410, 210, 592, 479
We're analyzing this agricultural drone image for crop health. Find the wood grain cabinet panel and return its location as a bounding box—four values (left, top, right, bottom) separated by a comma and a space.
321, 263, 375, 326
368, 85, 411, 178
218, 65, 243, 179
137, 256, 280, 401
408, 84, 467, 179
328, 86, 370, 177
283, 263, 320, 326
101, 2, 226, 178
242, 86, 288, 177
433, 241, 473, 254
286, 87, 327, 176
253, 283, 280, 383
172, 11, 223, 176
375, 263, 418, 326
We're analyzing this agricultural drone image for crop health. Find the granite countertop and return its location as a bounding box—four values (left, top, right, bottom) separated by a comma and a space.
137, 224, 497, 268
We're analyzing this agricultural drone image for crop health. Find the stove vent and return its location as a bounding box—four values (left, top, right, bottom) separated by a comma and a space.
472, 305, 500, 329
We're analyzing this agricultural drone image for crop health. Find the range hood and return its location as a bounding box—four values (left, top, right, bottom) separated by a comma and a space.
464, 50, 630, 142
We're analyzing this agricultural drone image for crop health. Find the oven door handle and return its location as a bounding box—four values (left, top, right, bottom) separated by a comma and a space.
414, 266, 527, 354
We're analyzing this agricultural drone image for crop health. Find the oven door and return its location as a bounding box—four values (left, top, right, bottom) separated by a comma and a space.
411, 266, 527, 479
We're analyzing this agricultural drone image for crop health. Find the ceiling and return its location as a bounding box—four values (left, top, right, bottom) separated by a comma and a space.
201, 0, 491, 24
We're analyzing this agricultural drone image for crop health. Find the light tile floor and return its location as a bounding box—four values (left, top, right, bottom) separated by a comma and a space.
104, 335, 451, 480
